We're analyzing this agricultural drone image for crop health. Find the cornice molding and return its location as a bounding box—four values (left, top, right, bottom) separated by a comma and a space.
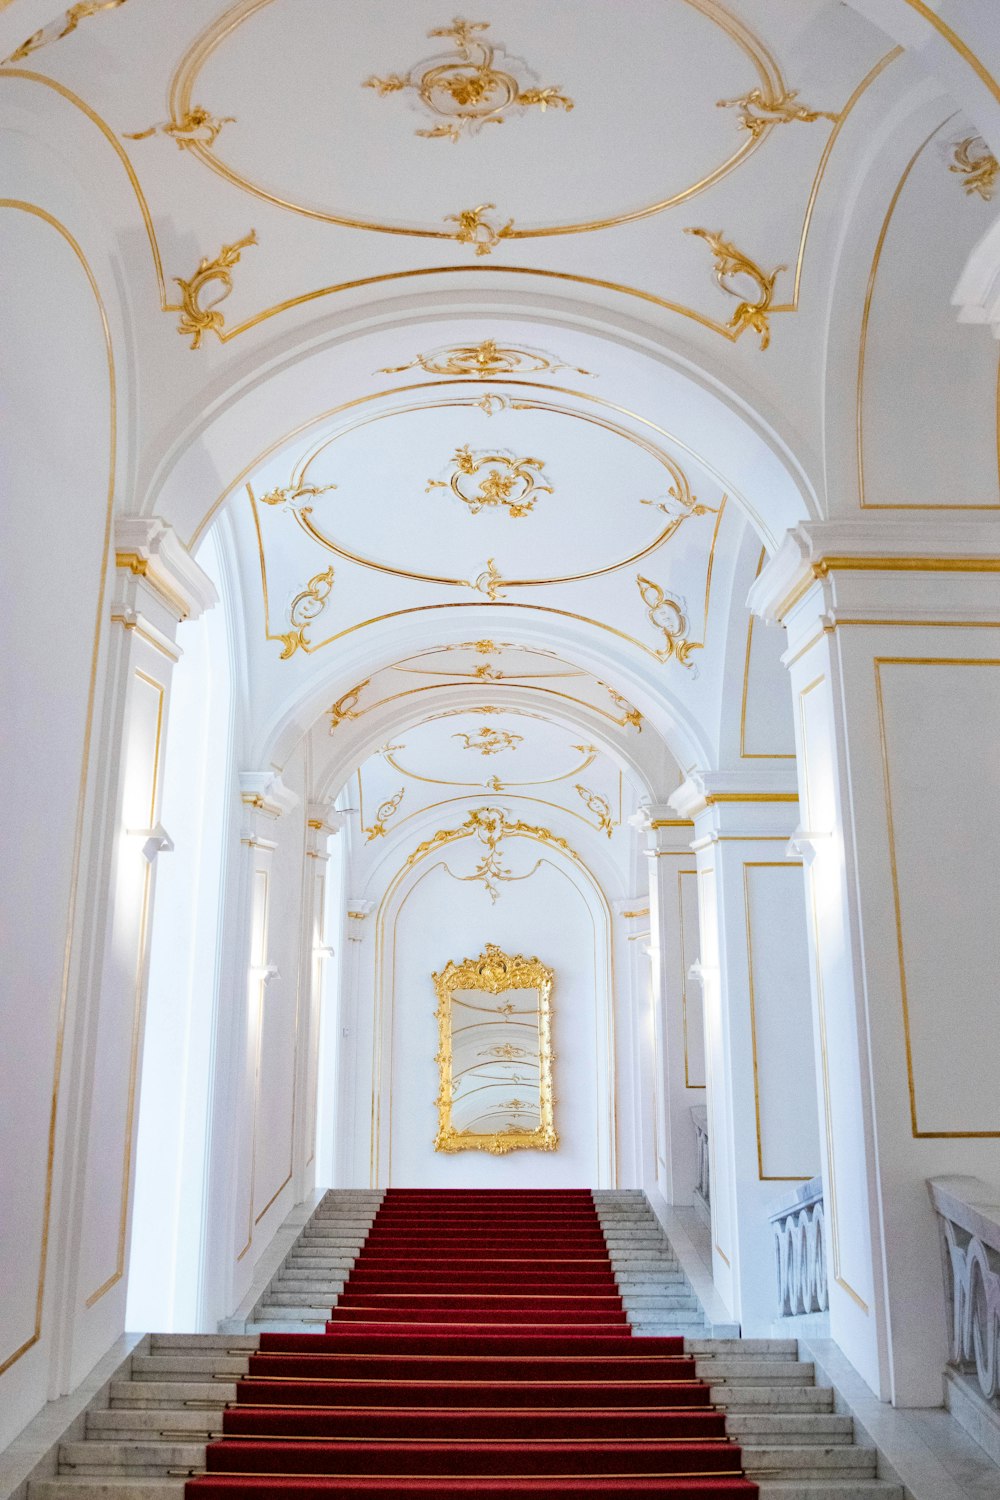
115, 516, 219, 622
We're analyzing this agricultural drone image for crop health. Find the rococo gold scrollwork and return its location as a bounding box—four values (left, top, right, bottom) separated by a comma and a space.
167, 231, 257, 348
276, 566, 335, 659
472, 557, 506, 600
125, 106, 235, 150
407, 805, 576, 903
259, 480, 337, 511
427, 444, 552, 517
364, 787, 405, 841
599, 681, 643, 731
949, 135, 999, 200
685, 228, 784, 350
445, 203, 515, 255
453, 726, 523, 756
3, 0, 126, 66
433, 943, 557, 1156
636, 575, 701, 669
364, 17, 573, 144
575, 783, 613, 837
716, 87, 837, 139
379, 338, 593, 379
329, 678, 370, 730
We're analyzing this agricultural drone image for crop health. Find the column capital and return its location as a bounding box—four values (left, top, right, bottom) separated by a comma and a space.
630, 801, 694, 854
114, 517, 219, 624
305, 800, 347, 860
747, 519, 1000, 635
669, 772, 799, 846
346, 899, 375, 943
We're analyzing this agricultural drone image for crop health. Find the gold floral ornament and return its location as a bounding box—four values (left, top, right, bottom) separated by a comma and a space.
685, 228, 784, 350
473, 662, 502, 680
433, 943, 557, 1156
3, 0, 126, 66
453, 726, 524, 755
427, 444, 552, 517
472, 558, 506, 601
329, 678, 370, 730
258, 480, 336, 512
599, 681, 643, 730
125, 106, 234, 150
410, 805, 575, 903
276, 567, 335, 660
640, 485, 716, 522
364, 17, 573, 144
445, 203, 515, 256
379, 338, 593, 379
167, 231, 257, 348
364, 787, 405, 841
716, 88, 836, 140
576, 783, 613, 837
949, 136, 999, 201
636, 575, 701, 670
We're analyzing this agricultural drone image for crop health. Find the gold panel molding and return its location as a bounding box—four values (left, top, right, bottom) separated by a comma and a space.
427, 445, 552, 517
381, 339, 593, 380
2, 0, 126, 66
433, 944, 557, 1155
166, 0, 790, 244
365, 17, 572, 144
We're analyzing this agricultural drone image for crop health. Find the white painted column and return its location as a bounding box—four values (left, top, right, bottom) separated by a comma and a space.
668, 777, 820, 1334
293, 803, 345, 1196
337, 899, 375, 1186
632, 806, 705, 1208
53, 520, 217, 1389
614, 897, 654, 1189
749, 518, 1000, 1406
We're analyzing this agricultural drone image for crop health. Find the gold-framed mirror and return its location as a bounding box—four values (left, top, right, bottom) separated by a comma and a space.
433, 943, 557, 1155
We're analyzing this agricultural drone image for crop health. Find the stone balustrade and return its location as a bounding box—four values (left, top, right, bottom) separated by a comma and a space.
769, 1176, 828, 1316
691, 1104, 710, 1213
929, 1175, 1000, 1410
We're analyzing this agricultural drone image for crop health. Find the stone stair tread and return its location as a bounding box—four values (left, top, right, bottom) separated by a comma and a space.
755, 1485, 903, 1499
31, 1484, 185, 1500
110, 1382, 236, 1405
742, 1444, 877, 1472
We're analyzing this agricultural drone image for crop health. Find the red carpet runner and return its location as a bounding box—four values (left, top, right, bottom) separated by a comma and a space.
188, 1189, 756, 1497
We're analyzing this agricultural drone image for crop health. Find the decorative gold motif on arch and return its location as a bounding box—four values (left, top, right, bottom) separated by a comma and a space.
444, 202, 515, 256
329, 678, 370, 730
167, 231, 257, 348
949, 135, 998, 200
453, 726, 523, 756
276, 566, 335, 659
407, 805, 577, 903
364, 787, 405, 841
3, 0, 127, 66
380, 339, 593, 380
125, 106, 234, 150
576, 783, 614, 837
716, 87, 836, 139
636, 575, 701, 669
433, 944, 557, 1156
685, 228, 783, 349
364, 17, 572, 144
427, 445, 552, 517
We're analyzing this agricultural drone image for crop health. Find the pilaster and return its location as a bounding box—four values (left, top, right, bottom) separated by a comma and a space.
667, 774, 820, 1334
749, 518, 1000, 1404
54, 520, 216, 1390
294, 803, 346, 1197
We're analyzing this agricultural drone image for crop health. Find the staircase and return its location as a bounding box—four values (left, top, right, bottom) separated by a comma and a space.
24, 1189, 904, 1499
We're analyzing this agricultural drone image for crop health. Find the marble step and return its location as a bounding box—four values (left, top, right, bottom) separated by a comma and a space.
712, 1385, 833, 1412
726, 1415, 854, 1445
149, 1336, 257, 1352
31, 1482, 184, 1499
743, 1446, 878, 1478
110, 1382, 235, 1408
755, 1486, 903, 1499
130, 1356, 248, 1381
256, 1308, 328, 1322
689, 1341, 799, 1355
87, 1413, 222, 1440
265, 1278, 346, 1294
695, 1359, 814, 1384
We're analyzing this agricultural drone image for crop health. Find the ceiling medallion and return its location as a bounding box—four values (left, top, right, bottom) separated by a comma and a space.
576, 784, 614, 837
685, 228, 784, 349
276, 566, 335, 659
125, 106, 235, 151
453, 727, 524, 756
329, 678, 370, 730
364, 787, 405, 841
636, 576, 701, 670
381, 339, 594, 380
2, 0, 127, 66
426, 445, 552, 518
716, 87, 836, 139
168, 231, 257, 348
949, 136, 998, 200
364, 17, 573, 144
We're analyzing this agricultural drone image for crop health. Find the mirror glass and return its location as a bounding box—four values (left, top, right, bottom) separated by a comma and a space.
433, 944, 557, 1155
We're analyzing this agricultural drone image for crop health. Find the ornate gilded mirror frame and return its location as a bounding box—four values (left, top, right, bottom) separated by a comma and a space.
433, 943, 557, 1156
